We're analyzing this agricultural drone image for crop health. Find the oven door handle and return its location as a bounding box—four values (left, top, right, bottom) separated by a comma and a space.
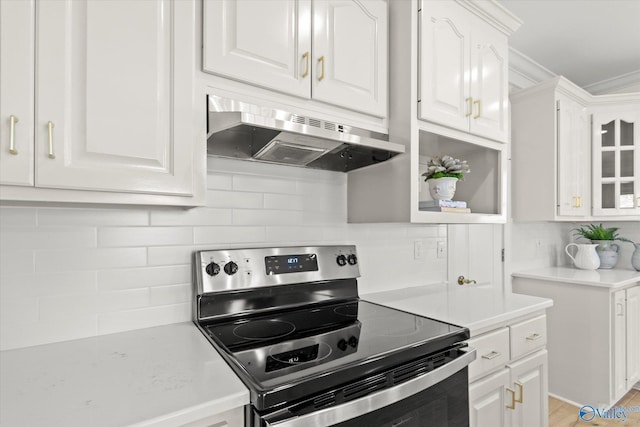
264, 347, 477, 427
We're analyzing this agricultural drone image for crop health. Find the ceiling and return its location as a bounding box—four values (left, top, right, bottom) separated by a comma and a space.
496, 0, 640, 93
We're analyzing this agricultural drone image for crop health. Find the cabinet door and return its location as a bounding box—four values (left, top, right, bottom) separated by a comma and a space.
0, 0, 35, 186
203, 0, 311, 99
469, 369, 510, 427
418, 0, 470, 131
613, 289, 627, 402
507, 350, 548, 427
626, 286, 640, 389
35, 0, 194, 195
557, 98, 590, 217
312, 0, 388, 117
468, 20, 509, 142
592, 110, 640, 216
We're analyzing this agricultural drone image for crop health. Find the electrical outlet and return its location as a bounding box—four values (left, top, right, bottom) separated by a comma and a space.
437, 241, 446, 258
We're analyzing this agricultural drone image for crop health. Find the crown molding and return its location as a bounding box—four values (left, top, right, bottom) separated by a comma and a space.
509, 48, 640, 95
583, 70, 640, 95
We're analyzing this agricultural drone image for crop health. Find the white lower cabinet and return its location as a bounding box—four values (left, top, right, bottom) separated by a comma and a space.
467, 315, 549, 427
513, 278, 640, 409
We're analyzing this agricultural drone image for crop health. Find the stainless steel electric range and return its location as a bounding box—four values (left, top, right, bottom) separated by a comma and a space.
193, 245, 476, 426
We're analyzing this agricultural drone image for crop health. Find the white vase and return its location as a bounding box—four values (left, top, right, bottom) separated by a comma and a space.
427, 177, 458, 201
565, 243, 600, 270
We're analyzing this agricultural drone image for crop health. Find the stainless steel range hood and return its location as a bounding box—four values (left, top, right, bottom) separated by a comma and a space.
206, 95, 404, 172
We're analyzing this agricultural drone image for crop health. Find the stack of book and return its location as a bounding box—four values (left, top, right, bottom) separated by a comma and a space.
419, 200, 470, 213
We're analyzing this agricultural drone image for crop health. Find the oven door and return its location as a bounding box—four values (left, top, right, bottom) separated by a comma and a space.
258, 347, 476, 427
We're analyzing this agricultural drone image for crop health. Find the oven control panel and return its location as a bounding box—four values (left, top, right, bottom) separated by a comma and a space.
196, 245, 360, 294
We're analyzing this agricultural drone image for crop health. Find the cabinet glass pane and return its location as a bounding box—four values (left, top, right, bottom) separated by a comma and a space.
602, 183, 616, 208
602, 151, 615, 177
621, 120, 634, 146
620, 182, 635, 208
621, 150, 634, 177
601, 121, 615, 147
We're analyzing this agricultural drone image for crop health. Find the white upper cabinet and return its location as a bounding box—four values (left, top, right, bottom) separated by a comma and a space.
419, 1, 510, 143
592, 109, 640, 216
510, 77, 638, 221
0, 0, 35, 186
556, 97, 591, 217
203, 0, 388, 118
203, 0, 311, 99
0, 0, 200, 205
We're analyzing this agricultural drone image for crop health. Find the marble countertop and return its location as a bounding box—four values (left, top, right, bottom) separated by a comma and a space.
363, 284, 553, 336
512, 266, 640, 288
0, 322, 249, 427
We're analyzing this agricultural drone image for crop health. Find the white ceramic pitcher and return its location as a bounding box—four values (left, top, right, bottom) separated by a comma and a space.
565, 243, 600, 270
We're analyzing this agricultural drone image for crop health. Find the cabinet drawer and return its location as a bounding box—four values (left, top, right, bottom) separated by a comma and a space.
467, 327, 510, 382
510, 314, 547, 359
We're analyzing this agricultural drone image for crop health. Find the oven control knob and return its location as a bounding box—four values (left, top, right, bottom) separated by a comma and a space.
337, 339, 348, 351
224, 261, 238, 275
336, 255, 347, 266
205, 262, 220, 276
347, 254, 358, 266
348, 336, 358, 348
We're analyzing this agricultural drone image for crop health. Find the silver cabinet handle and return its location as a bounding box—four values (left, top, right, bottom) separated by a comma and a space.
526, 333, 542, 341
47, 121, 55, 159
481, 350, 501, 360
9, 115, 19, 154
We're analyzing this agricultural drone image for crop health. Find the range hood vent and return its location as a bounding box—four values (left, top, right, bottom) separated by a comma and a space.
206, 95, 404, 172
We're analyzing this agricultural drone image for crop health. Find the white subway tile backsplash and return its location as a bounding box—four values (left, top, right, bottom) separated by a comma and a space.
206, 173, 233, 190
37, 208, 149, 226
206, 190, 263, 209
232, 209, 303, 226
0, 158, 449, 351
0, 250, 35, 276
98, 265, 190, 291
233, 175, 299, 194
0, 207, 37, 227
97, 303, 191, 335
0, 228, 96, 250
150, 283, 192, 306
265, 226, 326, 243
193, 226, 266, 245
97, 288, 149, 313
98, 227, 192, 247
150, 208, 232, 226
35, 248, 147, 272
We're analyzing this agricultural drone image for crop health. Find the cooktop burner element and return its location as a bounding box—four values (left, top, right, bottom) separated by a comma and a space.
232, 319, 296, 341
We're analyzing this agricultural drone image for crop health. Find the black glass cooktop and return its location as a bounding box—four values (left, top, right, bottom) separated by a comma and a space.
202, 300, 468, 389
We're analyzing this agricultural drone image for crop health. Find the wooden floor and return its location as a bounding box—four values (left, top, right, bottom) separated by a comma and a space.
550, 389, 640, 426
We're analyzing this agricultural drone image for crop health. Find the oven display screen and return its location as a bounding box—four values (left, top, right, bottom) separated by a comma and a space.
266, 344, 320, 372
265, 253, 318, 275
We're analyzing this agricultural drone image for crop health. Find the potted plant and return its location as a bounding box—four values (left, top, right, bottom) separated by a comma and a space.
572, 224, 632, 269
421, 155, 470, 201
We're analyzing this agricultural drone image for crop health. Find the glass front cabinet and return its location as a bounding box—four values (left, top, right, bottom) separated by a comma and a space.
592, 110, 640, 216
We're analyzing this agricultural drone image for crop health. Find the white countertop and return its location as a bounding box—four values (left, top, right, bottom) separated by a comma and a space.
363, 284, 552, 336
512, 266, 640, 288
0, 322, 249, 427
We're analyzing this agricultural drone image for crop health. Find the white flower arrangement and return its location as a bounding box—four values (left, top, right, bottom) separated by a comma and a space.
422, 155, 471, 181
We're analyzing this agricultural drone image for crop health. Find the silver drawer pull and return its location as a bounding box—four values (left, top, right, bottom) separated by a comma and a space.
481, 350, 501, 360
526, 333, 542, 341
